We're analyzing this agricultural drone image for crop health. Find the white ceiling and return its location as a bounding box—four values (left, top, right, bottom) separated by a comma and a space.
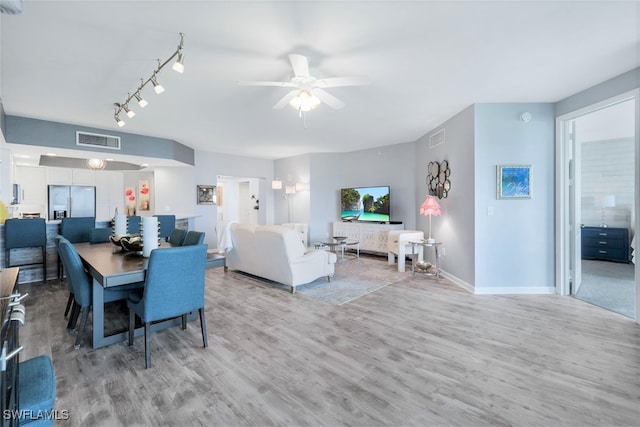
1, 1, 638, 164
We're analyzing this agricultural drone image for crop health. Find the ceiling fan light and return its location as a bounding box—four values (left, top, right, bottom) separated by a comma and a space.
134, 92, 148, 108
289, 90, 321, 112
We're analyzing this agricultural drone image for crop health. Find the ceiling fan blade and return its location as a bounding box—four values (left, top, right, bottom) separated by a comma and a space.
289, 54, 310, 78
313, 89, 346, 110
315, 76, 371, 88
238, 80, 298, 88
272, 90, 299, 109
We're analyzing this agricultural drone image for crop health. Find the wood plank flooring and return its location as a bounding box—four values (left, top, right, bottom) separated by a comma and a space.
19, 256, 640, 426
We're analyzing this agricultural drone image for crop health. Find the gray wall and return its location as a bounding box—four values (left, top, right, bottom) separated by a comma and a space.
416, 105, 476, 287
474, 103, 556, 290
5, 115, 195, 165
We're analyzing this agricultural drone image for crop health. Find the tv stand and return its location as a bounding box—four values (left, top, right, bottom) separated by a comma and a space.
333, 221, 403, 254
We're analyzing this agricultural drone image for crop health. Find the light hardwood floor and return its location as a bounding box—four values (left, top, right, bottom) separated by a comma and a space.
19, 256, 640, 426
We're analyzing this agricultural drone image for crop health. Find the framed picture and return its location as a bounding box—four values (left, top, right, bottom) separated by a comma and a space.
197, 185, 215, 205
497, 165, 531, 199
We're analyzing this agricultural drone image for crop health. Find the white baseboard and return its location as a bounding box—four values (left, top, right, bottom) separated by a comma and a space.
439, 271, 474, 293
474, 286, 557, 295
439, 270, 556, 295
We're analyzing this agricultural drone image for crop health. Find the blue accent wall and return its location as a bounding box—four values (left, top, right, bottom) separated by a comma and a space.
4, 115, 194, 165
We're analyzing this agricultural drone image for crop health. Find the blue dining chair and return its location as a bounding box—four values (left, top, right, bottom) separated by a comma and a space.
60, 217, 95, 243
55, 236, 74, 319
128, 244, 208, 368
58, 241, 143, 349
89, 227, 111, 243
154, 215, 176, 240
127, 216, 141, 234
183, 231, 205, 246
168, 228, 186, 246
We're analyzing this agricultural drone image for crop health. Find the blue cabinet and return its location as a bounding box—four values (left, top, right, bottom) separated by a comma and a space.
581, 226, 629, 263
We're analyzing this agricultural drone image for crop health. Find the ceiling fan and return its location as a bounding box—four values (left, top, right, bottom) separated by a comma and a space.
238, 54, 370, 113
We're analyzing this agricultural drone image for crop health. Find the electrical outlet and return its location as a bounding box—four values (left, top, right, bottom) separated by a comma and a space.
441, 246, 446, 256
487, 206, 494, 216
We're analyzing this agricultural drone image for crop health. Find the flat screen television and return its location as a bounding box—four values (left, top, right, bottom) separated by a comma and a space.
340, 186, 390, 222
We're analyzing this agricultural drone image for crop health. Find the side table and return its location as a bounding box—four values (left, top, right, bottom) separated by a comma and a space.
409, 241, 442, 279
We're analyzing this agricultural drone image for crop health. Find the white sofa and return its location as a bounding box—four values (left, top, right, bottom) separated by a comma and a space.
387, 230, 424, 272
226, 223, 337, 293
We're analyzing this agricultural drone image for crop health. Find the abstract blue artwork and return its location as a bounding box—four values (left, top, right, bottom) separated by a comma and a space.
497, 165, 531, 199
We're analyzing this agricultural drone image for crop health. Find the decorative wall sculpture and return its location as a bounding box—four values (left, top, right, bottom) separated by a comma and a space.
427, 160, 451, 199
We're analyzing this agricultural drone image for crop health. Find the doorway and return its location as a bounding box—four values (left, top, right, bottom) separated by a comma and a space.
556, 92, 639, 320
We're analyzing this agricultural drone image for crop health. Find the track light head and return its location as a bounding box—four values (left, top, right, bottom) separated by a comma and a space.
114, 113, 125, 127
122, 97, 135, 118
151, 74, 165, 94
172, 51, 184, 74
134, 92, 148, 108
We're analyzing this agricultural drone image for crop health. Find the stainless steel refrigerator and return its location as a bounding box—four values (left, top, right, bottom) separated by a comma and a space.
48, 185, 96, 219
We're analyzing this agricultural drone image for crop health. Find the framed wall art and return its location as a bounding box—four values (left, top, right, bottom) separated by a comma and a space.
497, 165, 531, 199
197, 185, 215, 205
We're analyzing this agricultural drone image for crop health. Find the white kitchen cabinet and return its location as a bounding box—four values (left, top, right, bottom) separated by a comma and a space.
46, 167, 72, 185
72, 169, 96, 186
16, 166, 46, 205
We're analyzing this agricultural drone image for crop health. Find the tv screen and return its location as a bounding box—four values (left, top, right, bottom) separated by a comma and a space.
341, 186, 390, 222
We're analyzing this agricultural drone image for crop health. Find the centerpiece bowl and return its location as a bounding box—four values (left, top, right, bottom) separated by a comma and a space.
333, 236, 347, 242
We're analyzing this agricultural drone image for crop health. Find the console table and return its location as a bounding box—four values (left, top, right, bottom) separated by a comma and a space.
581, 226, 629, 263
332, 222, 403, 254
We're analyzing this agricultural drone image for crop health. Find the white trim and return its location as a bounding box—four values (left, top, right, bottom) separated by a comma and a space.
439, 270, 473, 293
474, 286, 557, 295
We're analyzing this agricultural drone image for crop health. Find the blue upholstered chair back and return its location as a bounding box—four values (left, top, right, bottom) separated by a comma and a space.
168, 228, 186, 246
60, 217, 96, 243
183, 231, 205, 246
55, 236, 73, 290
89, 228, 111, 243
128, 216, 141, 234
58, 241, 92, 308
138, 244, 207, 322
154, 215, 176, 239
4, 218, 46, 249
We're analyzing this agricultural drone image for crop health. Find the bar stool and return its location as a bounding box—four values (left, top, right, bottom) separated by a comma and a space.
4, 218, 47, 283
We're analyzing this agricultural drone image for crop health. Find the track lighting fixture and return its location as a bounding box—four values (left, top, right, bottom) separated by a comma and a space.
112, 32, 184, 127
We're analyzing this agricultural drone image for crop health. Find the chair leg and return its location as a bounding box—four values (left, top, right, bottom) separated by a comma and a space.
74, 307, 90, 350
67, 302, 80, 331
64, 293, 74, 319
144, 322, 151, 369
181, 314, 187, 330
128, 309, 135, 346
199, 308, 208, 348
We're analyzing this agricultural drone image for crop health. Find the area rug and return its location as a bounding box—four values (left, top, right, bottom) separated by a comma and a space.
295, 256, 411, 305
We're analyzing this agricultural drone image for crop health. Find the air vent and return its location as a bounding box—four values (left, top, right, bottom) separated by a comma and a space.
429, 129, 445, 148
76, 131, 121, 150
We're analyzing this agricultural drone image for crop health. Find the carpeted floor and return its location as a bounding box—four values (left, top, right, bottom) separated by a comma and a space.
576, 260, 636, 318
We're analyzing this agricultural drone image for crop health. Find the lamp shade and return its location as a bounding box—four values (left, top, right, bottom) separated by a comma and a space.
599, 194, 616, 208
272, 179, 282, 190
420, 195, 441, 217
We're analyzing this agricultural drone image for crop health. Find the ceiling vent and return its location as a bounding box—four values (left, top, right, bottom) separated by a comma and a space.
429, 129, 445, 148
76, 131, 121, 150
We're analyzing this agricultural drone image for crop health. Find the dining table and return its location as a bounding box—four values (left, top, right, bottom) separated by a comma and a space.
74, 241, 225, 349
